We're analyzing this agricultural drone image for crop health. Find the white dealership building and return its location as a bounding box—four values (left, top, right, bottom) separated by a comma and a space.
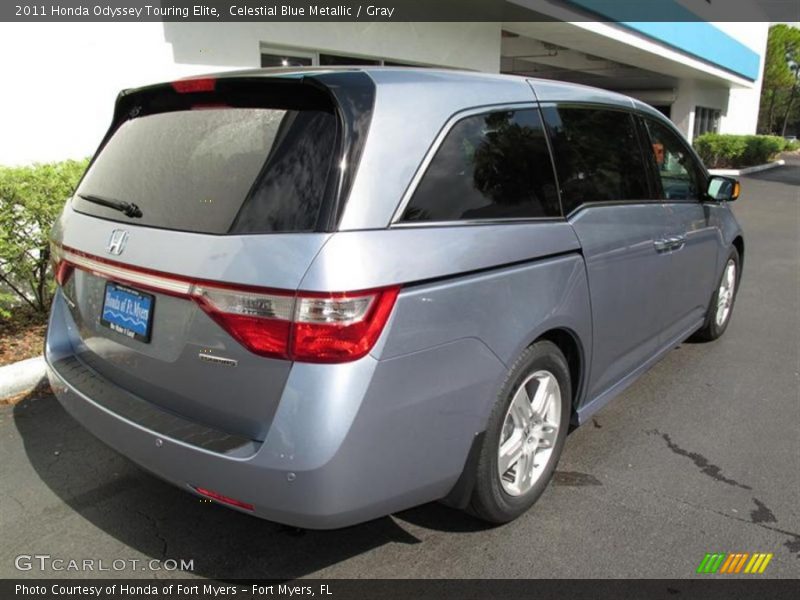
0, 1, 768, 165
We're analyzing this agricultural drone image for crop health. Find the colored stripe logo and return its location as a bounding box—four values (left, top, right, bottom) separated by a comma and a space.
696, 552, 773, 574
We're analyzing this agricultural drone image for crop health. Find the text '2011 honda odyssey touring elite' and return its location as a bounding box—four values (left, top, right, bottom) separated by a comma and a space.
46, 68, 744, 528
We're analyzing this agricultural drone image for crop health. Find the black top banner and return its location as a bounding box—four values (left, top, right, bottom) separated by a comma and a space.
3, 0, 799, 22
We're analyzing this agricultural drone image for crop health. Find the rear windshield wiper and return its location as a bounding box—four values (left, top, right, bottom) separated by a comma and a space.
77, 193, 143, 219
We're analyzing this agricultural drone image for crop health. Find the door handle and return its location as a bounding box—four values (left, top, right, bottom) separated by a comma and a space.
654, 239, 671, 252
654, 236, 685, 253
666, 235, 686, 251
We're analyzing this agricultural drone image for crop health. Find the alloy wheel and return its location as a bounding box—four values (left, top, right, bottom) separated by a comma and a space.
715, 259, 736, 327
497, 370, 561, 496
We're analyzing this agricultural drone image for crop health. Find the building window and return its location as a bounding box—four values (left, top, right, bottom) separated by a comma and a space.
260, 44, 430, 69
319, 53, 380, 66
694, 106, 721, 138
260, 51, 313, 68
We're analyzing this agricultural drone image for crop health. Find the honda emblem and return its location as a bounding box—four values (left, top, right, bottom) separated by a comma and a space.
106, 230, 129, 256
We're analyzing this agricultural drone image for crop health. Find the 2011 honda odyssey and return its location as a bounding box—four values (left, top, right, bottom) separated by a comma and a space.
46, 68, 743, 528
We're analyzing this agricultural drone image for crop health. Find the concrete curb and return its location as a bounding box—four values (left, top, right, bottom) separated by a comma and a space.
0, 355, 47, 401
709, 160, 785, 177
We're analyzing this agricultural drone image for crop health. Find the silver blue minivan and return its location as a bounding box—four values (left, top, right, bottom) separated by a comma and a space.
45, 68, 743, 528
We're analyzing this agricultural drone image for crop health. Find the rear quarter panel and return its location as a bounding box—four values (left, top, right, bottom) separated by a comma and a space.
301, 221, 593, 424
268, 223, 593, 517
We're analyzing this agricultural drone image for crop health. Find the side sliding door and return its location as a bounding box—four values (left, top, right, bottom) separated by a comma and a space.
541, 104, 673, 407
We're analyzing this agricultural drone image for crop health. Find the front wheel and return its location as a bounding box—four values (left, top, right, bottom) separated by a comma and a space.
692, 247, 740, 342
467, 341, 571, 524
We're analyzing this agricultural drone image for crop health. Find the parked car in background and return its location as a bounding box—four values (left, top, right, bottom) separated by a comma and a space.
46, 68, 743, 528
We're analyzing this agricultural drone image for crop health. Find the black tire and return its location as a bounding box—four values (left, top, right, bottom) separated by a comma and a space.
467, 340, 571, 524
692, 247, 740, 342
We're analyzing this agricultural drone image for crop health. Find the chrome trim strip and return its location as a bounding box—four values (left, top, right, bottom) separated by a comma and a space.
388, 102, 538, 227
62, 249, 193, 295
390, 217, 563, 229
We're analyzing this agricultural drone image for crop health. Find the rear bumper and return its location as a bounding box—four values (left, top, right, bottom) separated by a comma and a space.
45, 290, 502, 528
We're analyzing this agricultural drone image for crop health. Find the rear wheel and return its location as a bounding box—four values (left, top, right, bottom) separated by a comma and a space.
692, 247, 740, 342
467, 341, 571, 524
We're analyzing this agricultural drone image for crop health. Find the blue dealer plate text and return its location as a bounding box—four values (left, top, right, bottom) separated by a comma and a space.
100, 282, 154, 342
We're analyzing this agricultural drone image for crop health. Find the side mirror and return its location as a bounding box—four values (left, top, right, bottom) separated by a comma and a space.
707, 176, 740, 202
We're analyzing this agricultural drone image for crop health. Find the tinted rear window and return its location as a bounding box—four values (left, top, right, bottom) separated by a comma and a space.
74, 107, 338, 234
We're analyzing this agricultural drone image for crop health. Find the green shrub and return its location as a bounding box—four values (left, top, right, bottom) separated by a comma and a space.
785, 139, 800, 152
693, 133, 785, 168
0, 159, 89, 318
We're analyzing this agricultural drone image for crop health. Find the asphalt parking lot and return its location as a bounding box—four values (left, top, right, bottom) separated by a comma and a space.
1, 159, 798, 580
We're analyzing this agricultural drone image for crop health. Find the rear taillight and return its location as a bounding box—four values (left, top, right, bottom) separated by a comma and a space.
52, 244, 400, 363
54, 262, 75, 287
50, 242, 74, 286
192, 285, 295, 359
292, 289, 400, 362
193, 285, 400, 363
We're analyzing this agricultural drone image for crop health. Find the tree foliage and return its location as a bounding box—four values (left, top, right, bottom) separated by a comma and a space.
758, 24, 800, 135
0, 159, 89, 317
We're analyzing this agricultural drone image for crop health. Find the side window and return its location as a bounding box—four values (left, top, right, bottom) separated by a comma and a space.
644, 118, 703, 201
541, 106, 650, 214
401, 109, 560, 222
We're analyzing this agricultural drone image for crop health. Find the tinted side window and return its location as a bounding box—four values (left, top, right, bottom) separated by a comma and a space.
643, 118, 703, 200
401, 109, 560, 222
542, 106, 650, 214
